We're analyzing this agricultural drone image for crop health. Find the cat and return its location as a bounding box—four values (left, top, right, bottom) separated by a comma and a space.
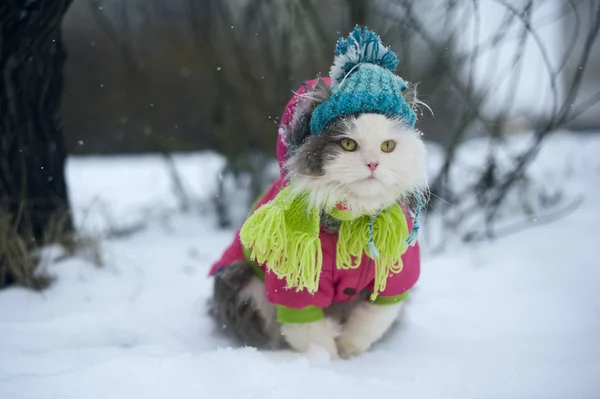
208, 77, 428, 359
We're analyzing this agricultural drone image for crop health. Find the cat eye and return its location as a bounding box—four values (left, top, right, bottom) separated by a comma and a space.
381, 140, 396, 153
340, 138, 357, 152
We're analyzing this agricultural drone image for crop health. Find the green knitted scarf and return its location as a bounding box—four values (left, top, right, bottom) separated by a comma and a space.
239, 186, 409, 300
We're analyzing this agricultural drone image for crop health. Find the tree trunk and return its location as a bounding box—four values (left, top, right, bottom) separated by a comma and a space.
0, 0, 73, 288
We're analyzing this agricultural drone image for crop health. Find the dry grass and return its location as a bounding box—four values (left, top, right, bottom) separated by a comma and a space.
0, 209, 52, 289
0, 208, 103, 290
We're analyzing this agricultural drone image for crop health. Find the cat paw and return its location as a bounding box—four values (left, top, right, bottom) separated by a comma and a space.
281, 318, 341, 360
336, 338, 366, 359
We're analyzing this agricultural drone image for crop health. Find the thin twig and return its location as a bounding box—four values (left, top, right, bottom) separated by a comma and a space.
465, 196, 584, 242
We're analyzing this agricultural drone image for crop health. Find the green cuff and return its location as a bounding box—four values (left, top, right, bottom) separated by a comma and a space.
276, 305, 324, 324
372, 290, 410, 305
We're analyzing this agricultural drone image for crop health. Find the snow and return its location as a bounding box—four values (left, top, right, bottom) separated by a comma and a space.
65, 152, 226, 234
1, 132, 600, 399
458, 1, 566, 119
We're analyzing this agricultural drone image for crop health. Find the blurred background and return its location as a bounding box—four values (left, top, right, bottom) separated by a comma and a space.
61, 0, 600, 157
61, 0, 600, 224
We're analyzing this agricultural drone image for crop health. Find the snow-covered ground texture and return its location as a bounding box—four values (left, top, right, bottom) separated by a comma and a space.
1, 131, 600, 399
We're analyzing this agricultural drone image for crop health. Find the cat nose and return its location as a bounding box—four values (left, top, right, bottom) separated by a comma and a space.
366, 161, 379, 171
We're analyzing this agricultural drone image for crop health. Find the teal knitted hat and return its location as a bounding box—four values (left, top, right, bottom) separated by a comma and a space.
310, 26, 416, 136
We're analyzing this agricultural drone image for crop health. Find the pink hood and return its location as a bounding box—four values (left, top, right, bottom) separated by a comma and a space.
275, 77, 331, 176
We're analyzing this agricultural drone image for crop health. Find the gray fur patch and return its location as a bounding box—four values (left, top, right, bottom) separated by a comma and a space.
286, 118, 353, 177
208, 262, 285, 349
209, 263, 371, 348
320, 211, 342, 233
286, 78, 332, 156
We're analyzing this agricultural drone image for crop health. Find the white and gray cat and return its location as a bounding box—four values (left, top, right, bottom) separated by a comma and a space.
209, 79, 427, 358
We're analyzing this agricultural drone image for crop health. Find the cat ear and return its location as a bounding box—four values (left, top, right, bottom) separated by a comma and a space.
309, 78, 332, 104
402, 82, 418, 109
287, 78, 332, 153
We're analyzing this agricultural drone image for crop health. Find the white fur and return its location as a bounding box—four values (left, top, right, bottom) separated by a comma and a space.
281, 317, 341, 359
238, 277, 276, 329
337, 301, 404, 358
238, 271, 402, 359
238, 279, 341, 358
290, 114, 427, 213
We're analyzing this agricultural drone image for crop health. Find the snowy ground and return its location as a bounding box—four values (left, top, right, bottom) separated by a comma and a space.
1, 132, 599, 399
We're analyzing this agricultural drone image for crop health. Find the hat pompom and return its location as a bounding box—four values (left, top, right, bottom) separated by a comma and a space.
329, 26, 399, 87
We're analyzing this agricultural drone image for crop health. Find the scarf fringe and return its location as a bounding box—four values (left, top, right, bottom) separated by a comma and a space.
240, 186, 410, 298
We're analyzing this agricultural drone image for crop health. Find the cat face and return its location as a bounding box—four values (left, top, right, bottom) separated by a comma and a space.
286, 113, 427, 213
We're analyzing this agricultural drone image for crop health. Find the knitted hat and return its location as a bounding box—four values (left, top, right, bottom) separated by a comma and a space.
310, 26, 416, 136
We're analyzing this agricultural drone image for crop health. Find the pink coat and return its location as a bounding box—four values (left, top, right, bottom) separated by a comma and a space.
209, 78, 420, 310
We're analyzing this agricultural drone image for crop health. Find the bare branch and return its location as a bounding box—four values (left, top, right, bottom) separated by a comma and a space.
89, 0, 192, 212
566, 89, 600, 123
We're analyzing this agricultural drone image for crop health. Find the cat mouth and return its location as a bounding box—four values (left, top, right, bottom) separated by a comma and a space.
356, 176, 383, 186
